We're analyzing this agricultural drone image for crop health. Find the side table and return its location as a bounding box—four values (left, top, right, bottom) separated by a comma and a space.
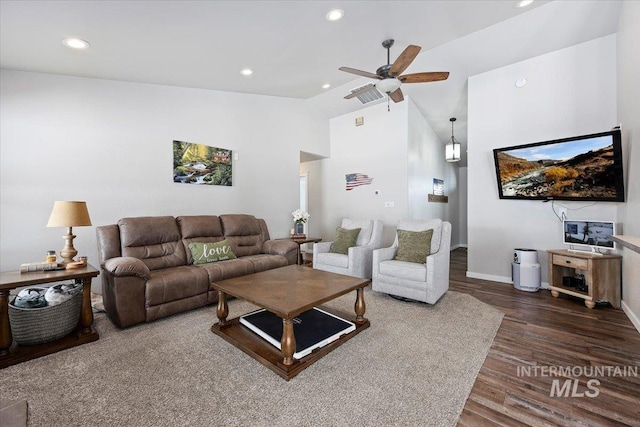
289, 237, 322, 265
0, 264, 100, 368
547, 249, 621, 309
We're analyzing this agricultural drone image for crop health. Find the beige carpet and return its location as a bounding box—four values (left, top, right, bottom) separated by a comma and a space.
0, 289, 503, 427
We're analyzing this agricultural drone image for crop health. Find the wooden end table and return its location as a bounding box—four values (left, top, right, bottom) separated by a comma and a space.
286, 237, 322, 265
0, 264, 100, 368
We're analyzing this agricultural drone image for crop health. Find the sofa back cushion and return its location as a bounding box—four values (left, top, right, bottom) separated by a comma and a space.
177, 215, 226, 264
118, 216, 187, 270
220, 214, 265, 257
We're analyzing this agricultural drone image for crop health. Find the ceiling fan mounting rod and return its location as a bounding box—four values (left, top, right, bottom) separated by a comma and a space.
382, 39, 394, 65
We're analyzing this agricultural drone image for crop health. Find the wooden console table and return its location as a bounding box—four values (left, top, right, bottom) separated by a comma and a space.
547, 249, 621, 309
0, 264, 100, 368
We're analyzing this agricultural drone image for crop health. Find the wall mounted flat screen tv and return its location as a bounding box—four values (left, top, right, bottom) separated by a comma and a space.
493, 130, 624, 201
563, 220, 616, 252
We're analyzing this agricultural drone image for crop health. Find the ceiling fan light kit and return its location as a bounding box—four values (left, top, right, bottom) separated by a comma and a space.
339, 38, 449, 107
376, 78, 401, 94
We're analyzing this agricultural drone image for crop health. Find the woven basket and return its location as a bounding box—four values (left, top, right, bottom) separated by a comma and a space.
9, 287, 82, 345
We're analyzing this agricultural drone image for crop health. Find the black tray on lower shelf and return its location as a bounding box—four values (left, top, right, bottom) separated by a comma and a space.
239, 307, 355, 359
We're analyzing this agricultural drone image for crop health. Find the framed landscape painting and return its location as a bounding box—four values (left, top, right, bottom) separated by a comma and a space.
173, 140, 232, 186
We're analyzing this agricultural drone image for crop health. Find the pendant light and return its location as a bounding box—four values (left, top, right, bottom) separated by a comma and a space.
446, 117, 461, 162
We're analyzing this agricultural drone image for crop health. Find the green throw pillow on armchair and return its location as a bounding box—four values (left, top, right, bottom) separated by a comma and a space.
394, 229, 433, 263
329, 227, 361, 255
189, 240, 237, 264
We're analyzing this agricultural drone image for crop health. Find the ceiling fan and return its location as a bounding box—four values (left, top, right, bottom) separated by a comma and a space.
340, 39, 449, 103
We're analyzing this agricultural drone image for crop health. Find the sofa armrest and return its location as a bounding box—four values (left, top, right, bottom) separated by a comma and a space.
372, 246, 396, 280
373, 246, 397, 263
425, 249, 450, 289
314, 241, 333, 254
262, 240, 298, 265
104, 257, 151, 280
100, 257, 150, 328
347, 244, 377, 279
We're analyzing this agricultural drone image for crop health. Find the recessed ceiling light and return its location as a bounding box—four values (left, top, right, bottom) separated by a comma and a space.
322, 83, 331, 89
326, 9, 344, 21
517, 0, 534, 7
62, 38, 90, 49
240, 68, 253, 76
515, 77, 527, 88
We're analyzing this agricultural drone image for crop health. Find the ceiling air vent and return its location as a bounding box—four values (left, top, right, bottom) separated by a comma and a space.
349, 83, 384, 104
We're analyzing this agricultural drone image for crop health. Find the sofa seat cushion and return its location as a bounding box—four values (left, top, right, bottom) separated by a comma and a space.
197, 258, 255, 283
243, 254, 288, 273
145, 266, 210, 307
379, 259, 426, 282
315, 252, 349, 269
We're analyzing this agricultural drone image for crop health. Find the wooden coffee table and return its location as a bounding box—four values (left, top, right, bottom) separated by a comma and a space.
211, 265, 370, 380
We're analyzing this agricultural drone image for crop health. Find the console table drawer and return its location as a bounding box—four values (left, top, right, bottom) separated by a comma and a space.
553, 255, 588, 270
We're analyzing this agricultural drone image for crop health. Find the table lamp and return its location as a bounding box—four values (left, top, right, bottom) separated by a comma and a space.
46, 201, 92, 265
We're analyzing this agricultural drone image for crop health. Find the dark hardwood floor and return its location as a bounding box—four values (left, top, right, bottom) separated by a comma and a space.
450, 248, 640, 427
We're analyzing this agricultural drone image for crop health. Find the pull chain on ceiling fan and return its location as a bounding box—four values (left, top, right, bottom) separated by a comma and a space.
340, 39, 449, 106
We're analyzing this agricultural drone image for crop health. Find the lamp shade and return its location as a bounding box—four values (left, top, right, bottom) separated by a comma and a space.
445, 117, 461, 162
445, 140, 461, 162
46, 201, 92, 227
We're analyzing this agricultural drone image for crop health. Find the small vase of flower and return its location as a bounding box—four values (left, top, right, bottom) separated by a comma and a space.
291, 209, 309, 237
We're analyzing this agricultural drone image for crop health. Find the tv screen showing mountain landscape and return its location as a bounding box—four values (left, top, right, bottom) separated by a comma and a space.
493, 130, 624, 201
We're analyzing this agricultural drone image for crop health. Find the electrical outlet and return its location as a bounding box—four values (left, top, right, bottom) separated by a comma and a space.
384, 201, 395, 208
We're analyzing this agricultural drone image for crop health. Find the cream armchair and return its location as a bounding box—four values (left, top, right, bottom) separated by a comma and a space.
313, 219, 383, 279
372, 218, 451, 304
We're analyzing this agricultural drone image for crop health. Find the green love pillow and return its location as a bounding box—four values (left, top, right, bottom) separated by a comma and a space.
189, 240, 237, 264
394, 229, 433, 263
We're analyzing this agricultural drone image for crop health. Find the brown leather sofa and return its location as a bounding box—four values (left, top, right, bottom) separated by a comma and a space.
96, 214, 297, 328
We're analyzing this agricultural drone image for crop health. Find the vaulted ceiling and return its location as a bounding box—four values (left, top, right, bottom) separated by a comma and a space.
0, 1, 623, 166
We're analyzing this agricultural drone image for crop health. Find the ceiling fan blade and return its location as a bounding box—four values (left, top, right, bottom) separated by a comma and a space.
344, 85, 377, 100
399, 72, 450, 83
389, 88, 404, 103
388, 45, 421, 77
339, 67, 382, 80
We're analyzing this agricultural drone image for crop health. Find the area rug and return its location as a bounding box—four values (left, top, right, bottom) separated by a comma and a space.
0, 289, 503, 426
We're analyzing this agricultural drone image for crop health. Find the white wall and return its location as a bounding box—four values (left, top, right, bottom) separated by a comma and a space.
467, 35, 618, 284
407, 99, 451, 225
617, 0, 640, 332
457, 167, 468, 248
0, 70, 329, 288
319, 100, 408, 246
316, 97, 460, 247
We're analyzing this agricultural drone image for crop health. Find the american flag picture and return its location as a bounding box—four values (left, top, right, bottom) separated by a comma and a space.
346, 173, 373, 191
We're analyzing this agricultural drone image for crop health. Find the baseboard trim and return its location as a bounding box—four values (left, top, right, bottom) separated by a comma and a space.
465, 271, 549, 289
465, 271, 511, 284
621, 300, 640, 334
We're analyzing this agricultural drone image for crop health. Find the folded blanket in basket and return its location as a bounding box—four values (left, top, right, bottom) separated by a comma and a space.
45, 283, 81, 306
13, 288, 47, 308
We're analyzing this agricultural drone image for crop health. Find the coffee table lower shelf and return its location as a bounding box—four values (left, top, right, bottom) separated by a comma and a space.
211, 309, 369, 381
